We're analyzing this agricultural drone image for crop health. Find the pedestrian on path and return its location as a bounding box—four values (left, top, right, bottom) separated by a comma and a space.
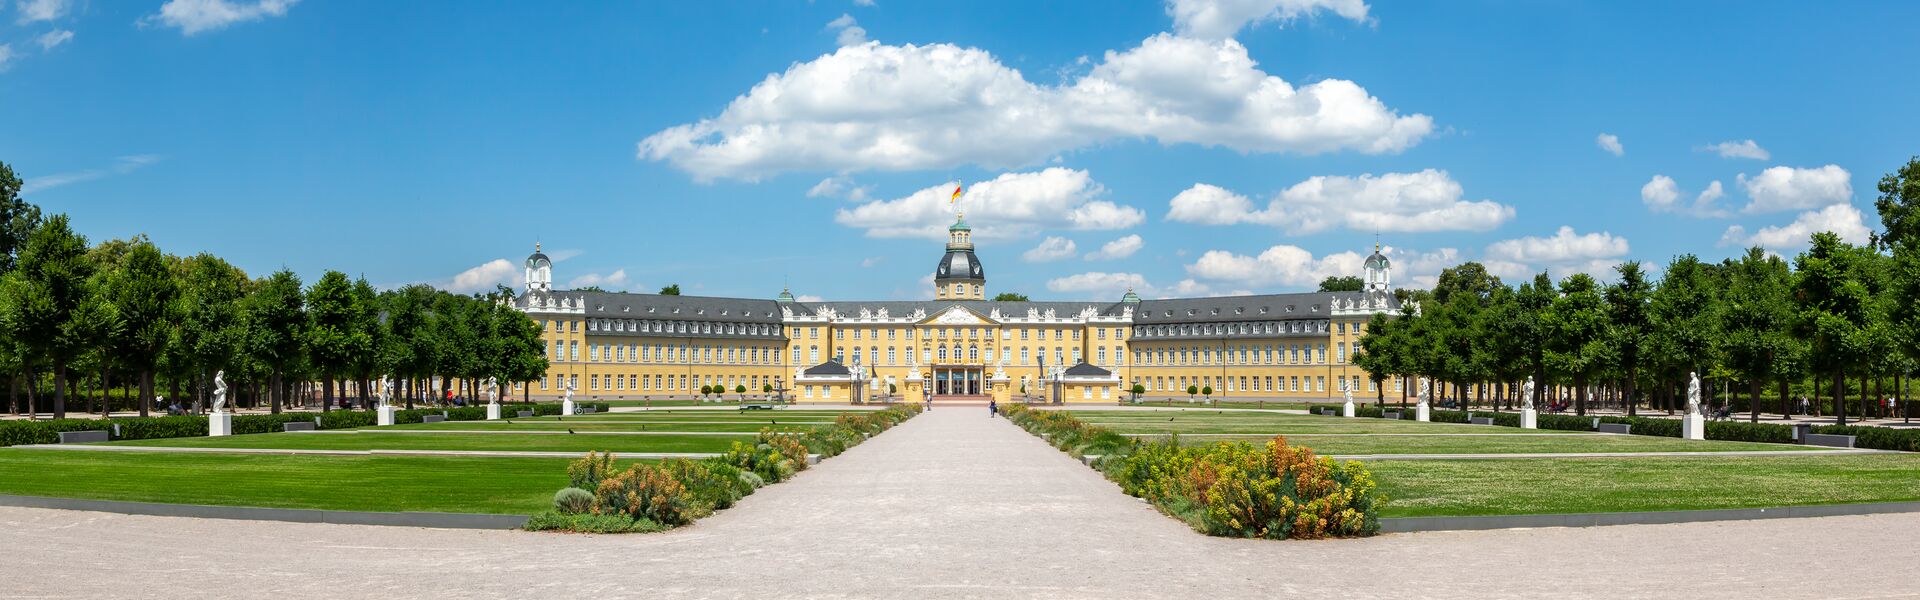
988, 399, 998, 418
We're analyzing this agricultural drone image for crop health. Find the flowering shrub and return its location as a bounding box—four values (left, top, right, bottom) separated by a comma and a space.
533, 405, 921, 533
1005, 405, 1381, 540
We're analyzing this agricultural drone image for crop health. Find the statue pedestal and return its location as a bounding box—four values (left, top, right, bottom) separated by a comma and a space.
562, 399, 575, 416
1681, 413, 1706, 440
1415, 401, 1431, 422
1342, 400, 1355, 418
209, 411, 232, 437
486, 403, 501, 420
377, 405, 396, 427
1521, 408, 1538, 429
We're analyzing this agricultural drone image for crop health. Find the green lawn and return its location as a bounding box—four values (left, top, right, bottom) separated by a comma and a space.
377, 421, 818, 433
1373, 454, 1920, 518
106, 431, 752, 453
0, 449, 621, 514
1125, 400, 1317, 410
1071, 411, 1576, 435
1152, 433, 1835, 455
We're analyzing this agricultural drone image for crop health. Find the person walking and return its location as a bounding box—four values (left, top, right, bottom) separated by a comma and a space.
988, 399, 998, 418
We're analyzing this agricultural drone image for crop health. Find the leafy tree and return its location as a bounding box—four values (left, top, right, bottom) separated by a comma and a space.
1353, 312, 1399, 404
1647, 256, 1722, 413
658, 284, 681, 296
1876, 157, 1920, 413
1546, 273, 1611, 415
1317, 275, 1364, 292
1722, 247, 1797, 422
1794, 232, 1876, 425
1131, 383, 1145, 400
1431, 263, 1502, 408
108, 241, 176, 416
306, 272, 365, 412
991, 292, 1031, 302
347, 278, 383, 408
1186, 384, 1198, 399
0, 161, 41, 274
572, 285, 607, 293
1604, 262, 1653, 415
175, 254, 248, 412
0, 215, 94, 418
249, 273, 306, 412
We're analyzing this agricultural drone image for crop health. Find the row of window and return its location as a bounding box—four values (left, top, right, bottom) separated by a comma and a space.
1134, 320, 1355, 339
552, 341, 783, 365
1134, 374, 1374, 394
1132, 342, 1352, 366
542, 373, 775, 393
547, 318, 778, 337
801, 327, 1121, 342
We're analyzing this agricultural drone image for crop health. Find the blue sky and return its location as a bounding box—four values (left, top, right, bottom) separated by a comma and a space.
5, 0, 1918, 301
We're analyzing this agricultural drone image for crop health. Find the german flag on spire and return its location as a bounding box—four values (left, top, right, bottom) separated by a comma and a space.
950, 184, 963, 204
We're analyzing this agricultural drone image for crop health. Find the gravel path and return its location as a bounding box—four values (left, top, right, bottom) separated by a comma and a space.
6, 406, 1919, 599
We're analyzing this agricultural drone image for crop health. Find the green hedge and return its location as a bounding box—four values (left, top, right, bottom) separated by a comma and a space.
0, 402, 602, 447
1305, 403, 1920, 448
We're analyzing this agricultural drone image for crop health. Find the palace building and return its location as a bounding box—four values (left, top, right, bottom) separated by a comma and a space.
512, 215, 1401, 403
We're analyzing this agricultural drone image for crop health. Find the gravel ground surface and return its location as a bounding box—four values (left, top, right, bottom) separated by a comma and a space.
7, 406, 1920, 599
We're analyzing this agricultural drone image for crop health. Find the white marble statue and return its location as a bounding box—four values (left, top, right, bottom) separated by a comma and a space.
1417, 377, 1430, 402
211, 370, 228, 413
1342, 379, 1353, 403
561, 382, 574, 402
1523, 376, 1536, 410
485, 377, 499, 404
1686, 371, 1702, 415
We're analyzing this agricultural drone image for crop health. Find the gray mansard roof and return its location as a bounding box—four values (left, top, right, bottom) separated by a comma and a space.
1134, 291, 1393, 324
782, 300, 1131, 319
521, 289, 1395, 334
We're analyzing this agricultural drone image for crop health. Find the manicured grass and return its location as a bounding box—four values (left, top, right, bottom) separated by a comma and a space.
106, 431, 752, 453
1153, 433, 1835, 455
378, 421, 819, 433
1071, 411, 1577, 435
1125, 400, 1317, 410
1371, 454, 1920, 518
0, 449, 630, 514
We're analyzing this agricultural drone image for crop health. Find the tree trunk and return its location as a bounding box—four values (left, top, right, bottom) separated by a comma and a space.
270, 369, 283, 415
1749, 377, 1761, 423
1834, 369, 1847, 426
52, 365, 68, 420
1574, 374, 1587, 416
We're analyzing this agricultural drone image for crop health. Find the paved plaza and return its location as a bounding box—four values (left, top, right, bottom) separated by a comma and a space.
7, 405, 1920, 599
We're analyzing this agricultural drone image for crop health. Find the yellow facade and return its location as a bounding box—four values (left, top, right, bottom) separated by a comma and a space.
512, 217, 1401, 404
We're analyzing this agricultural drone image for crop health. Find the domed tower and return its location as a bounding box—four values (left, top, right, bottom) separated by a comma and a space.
1363, 244, 1391, 294
934, 213, 985, 300
525, 243, 553, 295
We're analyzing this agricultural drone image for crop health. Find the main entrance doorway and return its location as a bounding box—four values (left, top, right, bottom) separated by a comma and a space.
932, 367, 984, 396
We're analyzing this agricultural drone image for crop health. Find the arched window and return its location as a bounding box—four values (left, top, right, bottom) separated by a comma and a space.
968, 345, 979, 360
938, 346, 949, 360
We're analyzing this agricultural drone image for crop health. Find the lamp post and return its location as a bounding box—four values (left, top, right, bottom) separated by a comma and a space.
852, 357, 864, 405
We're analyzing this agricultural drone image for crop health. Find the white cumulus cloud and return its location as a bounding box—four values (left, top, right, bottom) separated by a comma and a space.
16, 0, 68, 23
1482, 226, 1630, 281
1166, 0, 1371, 40
567, 269, 630, 290
834, 168, 1143, 239
1738, 164, 1851, 213
1641, 175, 1729, 217
1022, 237, 1078, 262
1185, 245, 1366, 289
445, 259, 518, 294
806, 175, 872, 201
1720, 204, 1870, 252
1165, 170, 1512, 234
145, 0, 298, 36
1596, 133, 1623, 156
826, 13, 867, 47
639, 34, 1430, 181
37, 29, 73, 50
1700, 139, 1769, 160
1086, 234, 1144, 260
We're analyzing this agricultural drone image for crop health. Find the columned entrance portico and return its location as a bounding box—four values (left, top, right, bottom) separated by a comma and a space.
932, 366, 985, 396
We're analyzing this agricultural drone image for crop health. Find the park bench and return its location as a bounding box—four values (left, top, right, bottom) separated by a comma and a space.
1469, 417, 1494, 425
421, 415, 446, 423
579, 406, 596, 414
57, 430, 109, 444
283, 422, 316, 432
1596, 423, 1632, 434
516, 410, 534, 418
1802, 433, 1856, 448
1382, 411, 1401, 420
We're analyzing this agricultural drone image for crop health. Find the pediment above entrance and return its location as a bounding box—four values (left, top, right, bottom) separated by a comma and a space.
923, 305, 994, 326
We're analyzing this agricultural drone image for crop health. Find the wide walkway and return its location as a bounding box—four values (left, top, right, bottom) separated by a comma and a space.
6, 406, 1920, 598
